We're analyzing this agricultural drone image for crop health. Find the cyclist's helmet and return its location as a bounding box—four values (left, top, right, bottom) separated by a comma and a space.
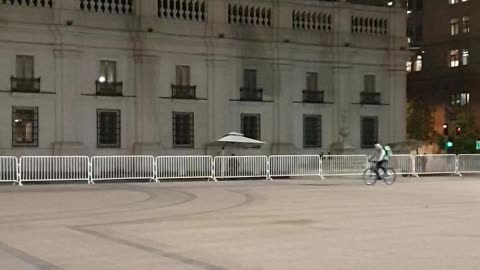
374, 143, 382, 150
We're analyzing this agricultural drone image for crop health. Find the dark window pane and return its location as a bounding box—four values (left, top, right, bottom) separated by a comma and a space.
241, 114, 261, 140
361, 116, 378, 148
173, 112, 194, 147
12, 107, 38, 147
244, 69, 257, 89
97, 109, 121, 147
303, 115, 322, 147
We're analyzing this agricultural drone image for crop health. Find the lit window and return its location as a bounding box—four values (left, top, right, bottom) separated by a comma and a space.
449, 0, 459, 4
450, 18, 459, 35
414, 55, 423, 71
12, 107, 38, 147
450, 93, 470, 106
450, 50, 459, 67
462, 49, 469, 65
463, 16, 470, 33
406, 60, 412, 72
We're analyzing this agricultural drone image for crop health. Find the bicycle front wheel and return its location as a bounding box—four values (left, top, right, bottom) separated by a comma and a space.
363, 168, 377, 185
383, 168, 396, 185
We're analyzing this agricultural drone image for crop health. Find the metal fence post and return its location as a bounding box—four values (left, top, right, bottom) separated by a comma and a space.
266, 158, 272, 181
88, 159, 94, 184
16, 158, 22, 186
456, 155, 462, 177
153, 158, 159, 183
412, 155, 419, 178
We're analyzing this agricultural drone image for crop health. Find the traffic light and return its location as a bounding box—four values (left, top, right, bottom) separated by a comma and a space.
456, 126, 462, 136
445, 136, 454, 149
443, 123, 449, 136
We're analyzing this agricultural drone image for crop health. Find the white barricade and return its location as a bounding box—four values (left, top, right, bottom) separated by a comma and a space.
0, 157, 18, 183
269, 155, 321, 178
321, 155, 368, 177
156, 156, 214, 181
19, 156, 90, 184
457, 154, 480, 174
388, 155, 415, 176
91, 156, 155, 182
414, 154, 457, 175
214, 156, 268, 180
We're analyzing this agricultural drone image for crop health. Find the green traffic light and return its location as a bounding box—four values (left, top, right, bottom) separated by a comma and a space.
447, 141, 453, 148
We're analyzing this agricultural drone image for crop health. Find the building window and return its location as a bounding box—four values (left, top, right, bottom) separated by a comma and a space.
97, 109, 121, 148
463, 16, 470, 33
176, 65, 190, 86
364, 75, 376, 92
99, 60, 116, 83
414, 55, 423, 71
449, 0, 458, 4
451, 93, 470, 106
306, 72, 318, 90
450, 18, 459, 36
361, 116, 378, 149
12, 107, 38, 147
303, 115, 322, 148
241, 114, 260, 140
406, 60, 412, 72
450, 50, 459, 67
16, 55, 34, 79
173, 112, 194, 148
462, 49, 469, 65
244, 69, 257, 89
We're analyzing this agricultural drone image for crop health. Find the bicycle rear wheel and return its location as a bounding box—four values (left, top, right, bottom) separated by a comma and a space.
383, 168, 396, 185
362, 168, 377, 185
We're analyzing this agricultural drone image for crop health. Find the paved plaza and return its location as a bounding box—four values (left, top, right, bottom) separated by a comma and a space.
0, 177, 480, 269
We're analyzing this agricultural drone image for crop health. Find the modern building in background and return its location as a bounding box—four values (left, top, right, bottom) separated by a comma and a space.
0, 0, 408, 157
407, 0, 479, 134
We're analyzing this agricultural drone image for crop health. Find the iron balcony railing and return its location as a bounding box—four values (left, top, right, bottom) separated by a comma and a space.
302, 90, 324, 103
240, 87, 263, 101
96, 81, 123, 96
11, 77, 41, 92
360, 92, 381, 104
171, 85, 196, 99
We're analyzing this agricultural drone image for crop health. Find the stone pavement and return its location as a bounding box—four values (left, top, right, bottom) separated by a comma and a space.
0, 176, 480, 270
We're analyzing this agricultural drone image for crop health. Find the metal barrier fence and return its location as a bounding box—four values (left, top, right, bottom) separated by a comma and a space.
91, 156, 155, 182
214, 156, 268, 180
414, 154, 457, 175
321, 155, 368, 177
19, 156, 90, 184
457, 154, 480, 174
388, 155, 415, 176
0, 157, 18, 183
156, 156, 214, 181
269, 155, 320, 178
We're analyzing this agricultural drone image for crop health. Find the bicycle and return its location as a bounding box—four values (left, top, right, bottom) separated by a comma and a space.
362, 160, 397, 185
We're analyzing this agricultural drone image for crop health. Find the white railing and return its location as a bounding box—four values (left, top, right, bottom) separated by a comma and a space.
19, 156, 90, 184
457, 154, 480, 174
91, 156, 155, 182
321, 155, 368, 177
0, 157, 18, 183
269, 155, 320, 178
156, 156, 214, 181
388, 155, 415, 176
214, 156, 268, 180
414, 154, 457, 175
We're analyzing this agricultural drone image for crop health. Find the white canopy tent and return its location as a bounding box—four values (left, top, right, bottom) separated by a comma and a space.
216, 132, 265, 156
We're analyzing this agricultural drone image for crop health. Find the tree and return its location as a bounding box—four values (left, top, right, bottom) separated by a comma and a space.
453, 106, 480, 154
406, 100, 436, 141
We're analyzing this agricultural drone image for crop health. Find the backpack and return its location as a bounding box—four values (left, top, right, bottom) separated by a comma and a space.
383, 146, 393, 158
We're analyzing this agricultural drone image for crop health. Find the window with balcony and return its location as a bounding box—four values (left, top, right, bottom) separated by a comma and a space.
450, 50, 459, 67
303, 72, 324, 103
241, 114, 261, 140
173, 112, 194, 148
97, 60, 122, 96
97, 109, 121, 148
462, 49, 469, 65
12, 107, 38, 147
450, 92, 470, 106
240, 69, 262, 101
450, 18, 459, 35
303, 115, 322, 148
361, 116, 378, 149
463, 16, 470, 33
12, 55, 40, 92
172, 65, 196, 99
361, 75, 380, 104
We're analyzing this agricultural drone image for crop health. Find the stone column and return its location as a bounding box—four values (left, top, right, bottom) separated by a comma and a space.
133, 54, 163, 155
271, 61, 294, 154
52, 48, 86, 155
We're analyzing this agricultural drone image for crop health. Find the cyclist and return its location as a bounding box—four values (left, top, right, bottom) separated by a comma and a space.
371, 143, 389, 180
